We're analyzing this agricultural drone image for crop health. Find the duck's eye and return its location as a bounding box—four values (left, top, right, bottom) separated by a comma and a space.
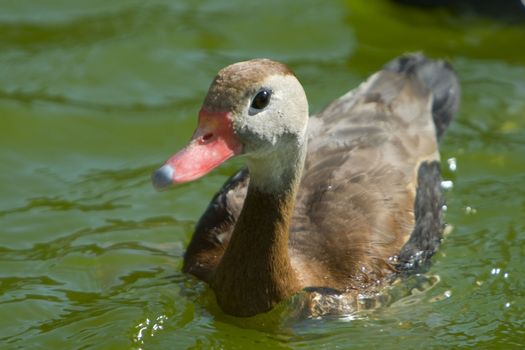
250, 89, 271, 111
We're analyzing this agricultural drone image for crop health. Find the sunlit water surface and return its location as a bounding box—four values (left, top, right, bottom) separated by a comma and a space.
1, 0, 524, 349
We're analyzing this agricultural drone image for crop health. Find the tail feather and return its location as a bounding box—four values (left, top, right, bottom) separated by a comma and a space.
384, 53, 460, 141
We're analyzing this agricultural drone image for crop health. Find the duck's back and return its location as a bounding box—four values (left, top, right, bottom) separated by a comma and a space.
183, 54, 459, 289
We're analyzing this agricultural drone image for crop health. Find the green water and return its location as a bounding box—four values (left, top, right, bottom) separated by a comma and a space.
1, 0, 524, 348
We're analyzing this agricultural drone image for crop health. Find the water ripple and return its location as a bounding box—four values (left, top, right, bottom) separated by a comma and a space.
0, 215, 192, 261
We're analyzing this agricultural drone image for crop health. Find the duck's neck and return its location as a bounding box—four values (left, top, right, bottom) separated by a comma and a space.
211, 141, 306, 317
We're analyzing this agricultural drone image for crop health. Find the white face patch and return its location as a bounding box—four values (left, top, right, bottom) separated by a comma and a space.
233, 74, 308, 155
229, 73, 309, 192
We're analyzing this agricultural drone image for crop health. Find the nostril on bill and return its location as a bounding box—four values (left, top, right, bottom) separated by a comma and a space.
202, 133, 213, 142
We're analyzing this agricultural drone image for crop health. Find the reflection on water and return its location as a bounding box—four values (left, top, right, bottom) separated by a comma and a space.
1, 0, 525, 348
134, 314, 168, 348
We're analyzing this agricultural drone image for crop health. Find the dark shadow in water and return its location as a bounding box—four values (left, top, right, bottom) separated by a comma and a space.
392, 0, 525, 22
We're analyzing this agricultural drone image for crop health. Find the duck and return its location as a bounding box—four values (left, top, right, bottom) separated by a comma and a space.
152, 53, 460, 317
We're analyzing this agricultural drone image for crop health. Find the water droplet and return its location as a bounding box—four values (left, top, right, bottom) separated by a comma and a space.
447, 157, 457, 172
441, 180, 454, 190
465, 206, 477, 215
137, 326, 148, 340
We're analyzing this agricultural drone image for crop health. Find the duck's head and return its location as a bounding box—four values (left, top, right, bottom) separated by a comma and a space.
152, 59, 308, 190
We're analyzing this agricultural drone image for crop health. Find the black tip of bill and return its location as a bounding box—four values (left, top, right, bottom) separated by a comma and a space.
152, 164, 174, 191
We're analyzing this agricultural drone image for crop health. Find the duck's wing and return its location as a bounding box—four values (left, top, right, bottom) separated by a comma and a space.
289, 54, 459, 290
384, 54, 459, 270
